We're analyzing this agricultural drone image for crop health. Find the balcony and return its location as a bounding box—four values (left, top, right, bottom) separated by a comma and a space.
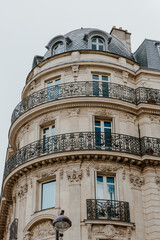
11, 82, 160, 124
86, 199, 130, 222
3, 132, 141, 181
9, 218, 18, 240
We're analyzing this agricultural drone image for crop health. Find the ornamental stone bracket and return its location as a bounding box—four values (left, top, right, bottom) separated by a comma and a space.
17, 184, 28, 199
71, 65, 79, 80
67, 170, 83, 183
129, 174, 144, 189
155, 176, 160, 189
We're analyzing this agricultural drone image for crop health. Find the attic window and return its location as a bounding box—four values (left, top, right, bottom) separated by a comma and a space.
53, 41, 64, 55
91, 37, 105, 51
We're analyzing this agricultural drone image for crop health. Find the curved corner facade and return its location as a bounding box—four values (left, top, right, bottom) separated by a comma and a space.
1, 27, 160, 240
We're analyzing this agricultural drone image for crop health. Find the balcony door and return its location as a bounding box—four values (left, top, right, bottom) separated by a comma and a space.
95, 120, 111, 149
97, 176, 115, 200
46, 79, 61, 101
92, 75, 109, 97
42, 125, 55, 153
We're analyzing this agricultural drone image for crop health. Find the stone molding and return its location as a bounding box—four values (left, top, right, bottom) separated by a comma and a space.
129, 174, 144, 189
68, 108, 80, 117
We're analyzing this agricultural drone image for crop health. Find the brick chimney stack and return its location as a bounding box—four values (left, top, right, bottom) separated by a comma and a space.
110, 26, 131, 51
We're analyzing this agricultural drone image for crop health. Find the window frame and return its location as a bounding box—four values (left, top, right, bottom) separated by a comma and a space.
157, 44, 160, 56
91, 37, 105, 51
52, 41, 64, 55
41, 179, 56, 210
96, 175, 116, 201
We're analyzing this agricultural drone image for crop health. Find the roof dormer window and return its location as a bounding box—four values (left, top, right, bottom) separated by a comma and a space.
91, 37, 105, 51
53, 41, 64, 55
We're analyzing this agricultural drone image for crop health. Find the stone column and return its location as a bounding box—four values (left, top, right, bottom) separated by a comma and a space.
67, 168, 82, 240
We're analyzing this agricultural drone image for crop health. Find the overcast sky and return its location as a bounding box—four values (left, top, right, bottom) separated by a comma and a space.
0, 0, 160, 189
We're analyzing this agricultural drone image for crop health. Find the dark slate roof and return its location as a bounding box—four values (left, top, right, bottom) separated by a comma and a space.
134, 39, 160, 71
32, 28, 134, 68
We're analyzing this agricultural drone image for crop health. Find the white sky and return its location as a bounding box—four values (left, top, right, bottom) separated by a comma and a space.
0, 0, 160, 189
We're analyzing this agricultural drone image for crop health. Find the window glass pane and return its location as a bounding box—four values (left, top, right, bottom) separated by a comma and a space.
92, 75, 99, 80
98, 38, 103, 44
92, 44, 97, 50
102, 76, 108, 81
43, 128, 49, 137
55, 79, 61, 85
92, 38, 96, 43
107, 185, 115, 200
99, 45, 104, 51
97, 176, 103, 183
42, 181, 56, 209
104, 122, 111, 128
95, 120, 101, 126
97, 183, 104, 199
47, 81, 53, 87
107, 177, 114, 183
52, 126, 55, 136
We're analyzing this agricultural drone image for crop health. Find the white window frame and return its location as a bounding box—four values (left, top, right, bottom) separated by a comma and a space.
52, 41, 64, 55
96, 175, 117, 200
94, 120, 112, 133
91, 37, 105, 51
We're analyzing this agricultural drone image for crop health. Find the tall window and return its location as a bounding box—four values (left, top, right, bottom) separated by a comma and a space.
97, 176, 115, 200
91, 37, 105, 51
53, 41, 64, 55
46, 79, 61, 101
92, 75, 109, 97
95, 120, 111, 149
41, 180, 56, 210
42, 125, 55, 152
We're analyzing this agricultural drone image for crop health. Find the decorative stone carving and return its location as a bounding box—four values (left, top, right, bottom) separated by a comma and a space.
86, 166, 90, 177
68, 108, 80, 117
60, 168, 64, 179
104, 225, 116, 238
36, 168, 58, 179
96, 109, 111, 117
155, 176, 160, 187
94, 164, 119, 173
87, 224, 92, 240
72, 65, 79, 80
39, 113, 55, 125
31, 220, 55, 240
122, 167, 126, 180
67, 170, 82, 183
17, 184, 28, 198
122, 71, 129, 84
129, 174, 144, 188
24, 231, 33, 240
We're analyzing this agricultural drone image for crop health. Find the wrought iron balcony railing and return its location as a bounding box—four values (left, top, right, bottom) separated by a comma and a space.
9, 218, 18, 240
86, 199, 130, 222
140, 136, 160, 156
4, 132, 140, 180
136, 87, 160, 105
11, 81, 136, 123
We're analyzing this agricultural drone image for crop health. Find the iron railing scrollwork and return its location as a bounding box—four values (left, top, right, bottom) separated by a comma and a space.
3, 132, 160, 181
86, 199, 130, 222
9, 219, 18, 240
3, 132, 140, 180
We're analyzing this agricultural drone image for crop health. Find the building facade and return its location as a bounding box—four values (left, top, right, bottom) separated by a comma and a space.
1, 27, 160, 240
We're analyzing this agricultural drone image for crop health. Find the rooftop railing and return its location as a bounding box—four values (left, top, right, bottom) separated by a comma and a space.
86, 199, 130, 222
11, 82, 160, 124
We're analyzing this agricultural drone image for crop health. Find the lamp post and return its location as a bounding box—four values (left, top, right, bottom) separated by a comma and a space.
53, 210, 72, 240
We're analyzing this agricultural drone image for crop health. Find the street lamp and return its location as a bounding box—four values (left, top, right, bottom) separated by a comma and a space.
53, 210, 72, 240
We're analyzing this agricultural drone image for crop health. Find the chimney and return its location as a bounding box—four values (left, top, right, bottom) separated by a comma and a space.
110, 26, 131, 51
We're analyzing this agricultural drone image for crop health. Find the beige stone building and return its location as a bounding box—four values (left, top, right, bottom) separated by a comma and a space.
1, 27, 160, 240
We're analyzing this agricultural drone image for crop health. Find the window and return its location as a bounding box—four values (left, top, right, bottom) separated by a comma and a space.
42, 125, 55, 152
97, 176, 115, 200
41, 180, 56, 210
91, 37, 105, 51
95, 120, 111, 149
46, 79, 61, 101
53, 41, 64, 55
92, 75, 109, 97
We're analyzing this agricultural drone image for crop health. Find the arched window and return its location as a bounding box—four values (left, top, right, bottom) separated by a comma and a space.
53, 41, 64, 55
91, 37, 105, 51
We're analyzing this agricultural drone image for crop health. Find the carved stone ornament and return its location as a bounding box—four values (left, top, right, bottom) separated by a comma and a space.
36, 168, 58, 179
17, 184, 28, 198
122, 71, 129, 84
87, 224, 92, 240
68, 108, 80, 117
96, 109, 111, 117
72, 65, 79, 79
155, 176, 160, 187
24, 231, 33, 240
129, 174, 144, 188
39, 113, 55, 125
104, 225, 116, 238
60, 168, 64, 179
94, 164, 119, 173
67, 170, 82, 183
31, 220, 55, 240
